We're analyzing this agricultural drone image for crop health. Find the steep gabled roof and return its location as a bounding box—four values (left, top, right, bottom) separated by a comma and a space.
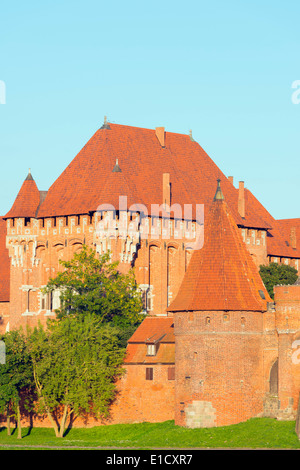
274, 218, 300, 258
167, 182, 272, 312
96, 159, 142, 211
36, 122, 270, 229
37, 124, 193, 217
6, 122, 295, 262
4, 170, 41, 219
244, 189, 300, 258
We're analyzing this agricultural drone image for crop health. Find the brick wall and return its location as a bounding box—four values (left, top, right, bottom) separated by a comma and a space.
174, 310, 266, 427
0, 362, 175, 428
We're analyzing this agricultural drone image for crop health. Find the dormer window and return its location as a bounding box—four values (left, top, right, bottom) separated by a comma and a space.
146, 333, 166, 356
147, 344, 156, 356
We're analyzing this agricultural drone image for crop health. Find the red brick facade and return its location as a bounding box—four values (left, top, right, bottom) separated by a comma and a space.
173, 310, 266, 427
0, 121, 299, 428
272, 284, 300, 419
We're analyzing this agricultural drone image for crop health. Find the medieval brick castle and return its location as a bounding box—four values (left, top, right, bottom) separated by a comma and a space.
0, 120, 299, 427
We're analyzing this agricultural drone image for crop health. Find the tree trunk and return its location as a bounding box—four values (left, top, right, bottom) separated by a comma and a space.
39, 395, 60, 437
16, 404, 22, 439
59, 404, 69, 438
33, 365, 60, 437
6, 408, 11, 436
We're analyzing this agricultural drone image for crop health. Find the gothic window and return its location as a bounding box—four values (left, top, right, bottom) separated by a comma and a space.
47, 292, 53, 311
167, 246, 178, 307
149, 245, 160, 313
52, 289, 61, 311
141, 288, 147, 311
138, 285, 153, 313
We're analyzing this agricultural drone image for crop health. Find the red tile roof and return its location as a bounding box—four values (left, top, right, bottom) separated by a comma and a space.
124, 342, 175, 364
125, 316, 175, 364
4, 123, 298, 262
129, 317, 175, 343
0, 218, 10, 302
4, 171, 41, 219
36, 123, 269, 229
244, 189, 300, 259
167, 184, 272, 312
274, 218, 300, 257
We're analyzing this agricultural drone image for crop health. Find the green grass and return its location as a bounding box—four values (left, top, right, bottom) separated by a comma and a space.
0, 418, 299, 449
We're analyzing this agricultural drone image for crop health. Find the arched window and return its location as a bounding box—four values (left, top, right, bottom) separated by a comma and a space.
167, 246, 178, 307
149, 244, 161, 313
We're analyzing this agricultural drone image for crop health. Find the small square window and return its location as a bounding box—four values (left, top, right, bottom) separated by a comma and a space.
168, 367, 175, 380
146, 367, 153, 380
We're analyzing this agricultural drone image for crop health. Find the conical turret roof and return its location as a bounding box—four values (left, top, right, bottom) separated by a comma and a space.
168, 181, 272, 312
4, 170, 41, 219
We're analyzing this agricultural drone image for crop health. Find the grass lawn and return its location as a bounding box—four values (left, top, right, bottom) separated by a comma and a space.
0, 418, 300, 449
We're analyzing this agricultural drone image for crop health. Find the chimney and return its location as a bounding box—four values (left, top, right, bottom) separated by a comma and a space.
290, 227, 297, 249
163, 173, 171, 210
238, 181, 245, 218
228, 176, 234, 185
156, 127, 165, 147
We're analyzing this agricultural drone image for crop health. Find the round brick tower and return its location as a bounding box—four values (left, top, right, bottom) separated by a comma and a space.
168, 180, 272, 427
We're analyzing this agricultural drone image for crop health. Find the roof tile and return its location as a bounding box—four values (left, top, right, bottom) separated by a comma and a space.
4, 171, 41, 219
167, 185, 272, 312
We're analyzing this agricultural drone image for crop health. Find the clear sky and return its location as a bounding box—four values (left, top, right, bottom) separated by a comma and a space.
0, 0, 299, 220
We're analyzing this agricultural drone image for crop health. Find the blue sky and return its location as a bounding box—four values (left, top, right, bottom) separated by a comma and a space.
0, 0, 299, 219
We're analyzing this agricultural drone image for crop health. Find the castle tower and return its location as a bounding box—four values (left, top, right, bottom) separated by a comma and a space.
3, 170, 44, 331
167, 180, 272, 427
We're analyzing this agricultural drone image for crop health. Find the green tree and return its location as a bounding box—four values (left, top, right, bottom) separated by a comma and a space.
28, 315, 126, 437
259, 262, 298, 299
44, 245, 143, 331
0, 329, 34, 438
